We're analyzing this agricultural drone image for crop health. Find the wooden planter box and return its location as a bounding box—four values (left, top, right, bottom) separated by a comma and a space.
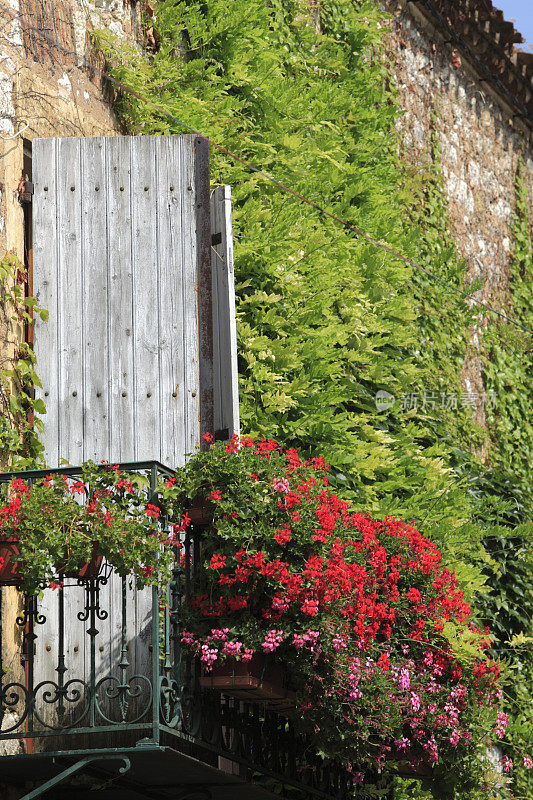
200, 655, 296, 713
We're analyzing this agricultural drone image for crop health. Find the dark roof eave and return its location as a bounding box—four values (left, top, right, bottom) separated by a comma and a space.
407, 0, 533, 128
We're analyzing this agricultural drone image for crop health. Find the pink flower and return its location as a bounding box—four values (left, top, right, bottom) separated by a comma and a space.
207, 628, 229, 641
398, 667, 410, 690
293, 629, 320, 652
523, 756, 533, 770
271, 594, 290, 613
223, 641, 243, 657
261, 629, 285, 653
272, 478, 290, 493
200, 644, 218, 670
411, 692, 421, 712
394, 737, 411, 750
242, 648, 254, 662
348, 663, 362, 699
494, 710, 508, 738
332, 633, 347, 652
500, 756, 513, 773
449, 730, 461, 746
424, 735, 439, 763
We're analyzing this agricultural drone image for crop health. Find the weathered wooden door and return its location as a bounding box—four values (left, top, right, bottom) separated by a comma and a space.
30, 134, 238, 733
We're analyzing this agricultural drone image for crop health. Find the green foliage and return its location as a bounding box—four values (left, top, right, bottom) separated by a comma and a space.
406, 118, 484, 452
482, 172, 533, 800
92, 1, 532, 794
0, 253, 46, 469
95, 0, 480, 529
485, 173, 532, 504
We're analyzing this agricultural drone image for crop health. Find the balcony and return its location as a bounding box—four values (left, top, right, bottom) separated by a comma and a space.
0, 463, 357, 800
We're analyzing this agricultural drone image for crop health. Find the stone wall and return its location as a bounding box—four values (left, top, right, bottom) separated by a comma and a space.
382, 0, 533, 429
0, 0, 140, 140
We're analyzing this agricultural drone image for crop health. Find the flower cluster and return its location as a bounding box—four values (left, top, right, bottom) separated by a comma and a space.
160, 437, 508, 792
0, 462, 174, 594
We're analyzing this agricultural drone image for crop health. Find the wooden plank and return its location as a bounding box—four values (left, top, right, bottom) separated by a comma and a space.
103, 137, 142, 720
129, 136, 162, 684
156, 136, 186, 467
107, 136, 135, 462
32, 138, 58, 731
33, 138, 59, 465
131, 136, 161, 462
57, 137, 84, 466
33, 138, 84, 729
195, 137, 214, 445
210, 185, 240, 438
181, 136, 201, 458
81, 137, 110, 461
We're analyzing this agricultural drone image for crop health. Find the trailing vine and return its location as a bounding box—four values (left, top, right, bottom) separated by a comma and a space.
404, 111, 484, 452
480, 171, 533, 800
0, 252, 46, 469
484, 172, 533, 505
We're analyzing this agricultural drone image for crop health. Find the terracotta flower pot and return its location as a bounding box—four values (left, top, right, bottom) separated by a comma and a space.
199, 654, 296, 713
0, 538, 23, 585
0, 539, 103, 587
61, 541, 103, 580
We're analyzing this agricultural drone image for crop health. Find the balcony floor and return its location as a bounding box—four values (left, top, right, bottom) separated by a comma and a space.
0, 745, 284, 800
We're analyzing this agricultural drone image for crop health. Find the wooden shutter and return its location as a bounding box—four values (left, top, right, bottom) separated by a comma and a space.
32, 134, 213, 468
211, 185, 240, 438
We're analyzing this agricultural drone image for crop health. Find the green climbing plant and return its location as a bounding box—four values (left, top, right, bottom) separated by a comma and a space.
0, 252, 46, 469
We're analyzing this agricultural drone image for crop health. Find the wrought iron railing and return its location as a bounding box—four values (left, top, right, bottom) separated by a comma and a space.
0, 463, 357, 799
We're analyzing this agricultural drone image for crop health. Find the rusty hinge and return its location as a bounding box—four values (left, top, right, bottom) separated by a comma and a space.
18, 175, 33, 204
